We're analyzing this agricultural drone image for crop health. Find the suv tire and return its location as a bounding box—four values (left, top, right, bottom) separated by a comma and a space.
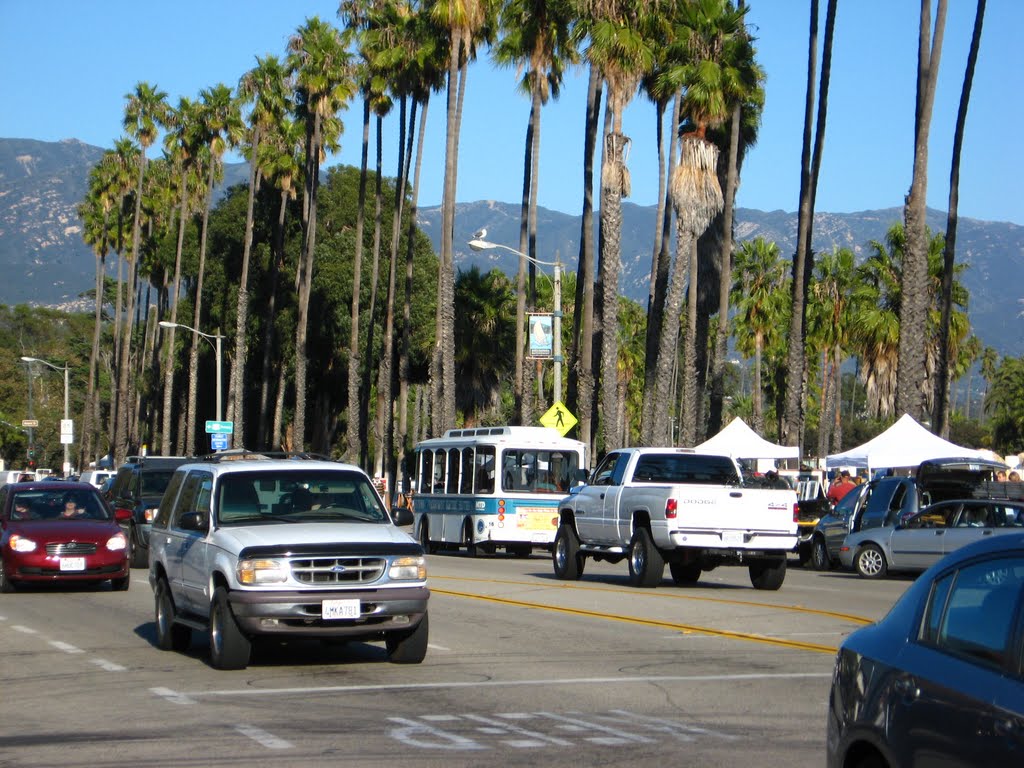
386, 611, 429, 664
209, 586, 251, 670
154, 577, 192, 652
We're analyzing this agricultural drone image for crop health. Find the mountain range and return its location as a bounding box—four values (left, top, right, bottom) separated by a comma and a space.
3, 137, 1023, 356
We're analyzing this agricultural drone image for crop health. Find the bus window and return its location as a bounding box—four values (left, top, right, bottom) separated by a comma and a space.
460, 448, 474, 494
420, 451, 433, 495
432, 450, 446, 493
446, 449, 460, 494
474, 446, 495, 494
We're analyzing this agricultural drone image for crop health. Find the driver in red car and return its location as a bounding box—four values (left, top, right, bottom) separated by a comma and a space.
61, 497, 87, 518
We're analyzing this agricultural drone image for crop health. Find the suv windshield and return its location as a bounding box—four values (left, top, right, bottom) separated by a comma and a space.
141, 470, 177, 496
216, 470, 388, 526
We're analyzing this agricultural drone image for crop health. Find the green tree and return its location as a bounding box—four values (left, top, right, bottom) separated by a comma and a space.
454, 267, 515, 424
288, 16, 355, 450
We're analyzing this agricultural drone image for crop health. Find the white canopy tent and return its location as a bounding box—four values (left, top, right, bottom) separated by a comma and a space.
825, 413, 990, 471
694, 417, 800, 461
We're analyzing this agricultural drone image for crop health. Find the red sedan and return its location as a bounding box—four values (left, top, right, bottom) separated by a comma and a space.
0, 482, 131, 592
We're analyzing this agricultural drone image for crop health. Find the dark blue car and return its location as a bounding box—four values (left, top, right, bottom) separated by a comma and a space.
827, 532, 1024, 767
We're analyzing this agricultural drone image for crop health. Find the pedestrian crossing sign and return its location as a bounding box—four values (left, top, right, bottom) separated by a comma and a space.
539, 401, 577, 436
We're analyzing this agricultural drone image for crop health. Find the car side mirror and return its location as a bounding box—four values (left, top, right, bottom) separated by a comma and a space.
179, 511, 209, 533
391, 507, 414, 527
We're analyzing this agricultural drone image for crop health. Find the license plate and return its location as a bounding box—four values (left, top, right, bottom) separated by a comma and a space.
322, 599, 360, 620
59, 557, 86, 571
723, 531, 744, 547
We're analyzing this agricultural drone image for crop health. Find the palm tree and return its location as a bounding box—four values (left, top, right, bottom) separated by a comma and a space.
233, 55, 291, 449
781, 0, 838, 449
644, 0, 749, 446
934, 0, 985, 436
897, 0, 947, 422
429, 0, 490, 435
158, 97, 203, 454
287, 17, 355, 450
731, 237, 787, 433
117, 82, 168, 463
807, 247, 856, 456
495, 0, 577, 423
184, 83, 243, 456
587, 0, 655, 450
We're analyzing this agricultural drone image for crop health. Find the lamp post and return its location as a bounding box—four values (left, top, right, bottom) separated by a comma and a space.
159, 321, 224, 422
21, 356, 70, 476
468, 237, 563, 404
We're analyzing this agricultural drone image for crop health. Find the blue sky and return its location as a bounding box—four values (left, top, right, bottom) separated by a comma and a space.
3, 1, 1021, 225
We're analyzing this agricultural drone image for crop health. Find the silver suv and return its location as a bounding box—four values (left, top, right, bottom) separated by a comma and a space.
147, 452, 429, 670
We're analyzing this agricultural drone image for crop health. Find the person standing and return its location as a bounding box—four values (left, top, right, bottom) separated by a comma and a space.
827, 470, 857, 505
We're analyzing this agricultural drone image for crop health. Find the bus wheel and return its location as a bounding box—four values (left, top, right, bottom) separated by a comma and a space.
418, 519, 437, 554
463, 521, 479, 557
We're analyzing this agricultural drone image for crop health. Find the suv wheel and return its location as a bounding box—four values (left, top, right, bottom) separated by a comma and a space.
386, 612, 429, 664
209, 586, 251, 670
154, 577, 192, 652
811, 536, 832, 571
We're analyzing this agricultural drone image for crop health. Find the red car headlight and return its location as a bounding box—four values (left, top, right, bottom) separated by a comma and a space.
106, 532, 128, 552
9, 534, 37, 553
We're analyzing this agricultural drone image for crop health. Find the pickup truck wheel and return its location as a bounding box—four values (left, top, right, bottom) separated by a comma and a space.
855, 544, 888, 579
418, 519, 437, 554
628, 528, 665, 588
669, 562, 701, 585
749, 557, 787, 590
811, 536, 832, 571
553, 524, 585, 580
386, 612, 429, 664
154, 577, 192, 652
209, 586, 251, 670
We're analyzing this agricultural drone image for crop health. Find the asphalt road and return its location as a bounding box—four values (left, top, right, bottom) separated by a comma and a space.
0, 552, 912, 767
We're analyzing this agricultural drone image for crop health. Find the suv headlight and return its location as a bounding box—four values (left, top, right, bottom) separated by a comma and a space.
388, 556, 426, 581
237, 558, 288, 585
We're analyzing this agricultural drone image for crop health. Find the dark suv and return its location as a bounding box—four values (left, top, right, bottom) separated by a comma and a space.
107, 456, 191, 568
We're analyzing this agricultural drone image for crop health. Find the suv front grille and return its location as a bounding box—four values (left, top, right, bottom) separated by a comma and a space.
47, 542, 98, 556
290, 556, 386, 584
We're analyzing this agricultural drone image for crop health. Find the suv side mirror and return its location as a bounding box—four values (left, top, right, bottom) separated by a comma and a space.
391, 507, 414, 527
179, 511, 209, 533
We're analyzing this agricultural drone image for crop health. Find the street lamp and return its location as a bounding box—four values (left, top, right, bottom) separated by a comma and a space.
21, 356, 70, 476
468, 237, 563, 404
159, 321, 224, 422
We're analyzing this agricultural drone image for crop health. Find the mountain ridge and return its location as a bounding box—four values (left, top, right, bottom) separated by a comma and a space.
3, 138, 1022, 355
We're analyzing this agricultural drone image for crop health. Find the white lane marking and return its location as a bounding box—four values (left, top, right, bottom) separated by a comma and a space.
50, 640, 84, 654
428, 643, 451, 651
388, 716, 486, 750
91, 658, 127, 672
234, 724, 293, 750
12, 625, 37, 634
542, 711, 654, 744
183, 672, 831, 699
151, 687, 196, 705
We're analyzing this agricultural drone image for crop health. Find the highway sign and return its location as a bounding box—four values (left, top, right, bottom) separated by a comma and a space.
205, 420, 234, 434
211, 433, 229, 450
21, 419, 38, 428
539, 401, 577, 436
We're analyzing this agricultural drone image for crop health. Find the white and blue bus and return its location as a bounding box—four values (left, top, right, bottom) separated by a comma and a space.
413, 426, 588, 556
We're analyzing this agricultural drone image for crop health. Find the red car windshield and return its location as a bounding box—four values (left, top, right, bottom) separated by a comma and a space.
11, 489, 110, 521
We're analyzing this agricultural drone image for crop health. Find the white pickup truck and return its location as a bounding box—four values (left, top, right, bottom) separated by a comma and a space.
553, 448, 799, 590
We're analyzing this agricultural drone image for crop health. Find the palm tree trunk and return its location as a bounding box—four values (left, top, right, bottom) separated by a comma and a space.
568, 64, 601, 457
161, 187, 189, 454
934, 0, 983, 437
681, 239, 699, 445
345, 100, 371, 463
185, 164, 216, 456
230, 127, 262, 447
257, 189, 288, 449
514, 97, 534, 424
361, 115, 385, 468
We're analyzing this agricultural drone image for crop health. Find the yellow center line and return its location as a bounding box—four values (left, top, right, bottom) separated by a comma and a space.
430, 574, 874, 625
433, 587, 841, 654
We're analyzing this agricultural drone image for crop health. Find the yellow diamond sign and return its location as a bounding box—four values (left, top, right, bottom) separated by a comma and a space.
540, 401, 577, 436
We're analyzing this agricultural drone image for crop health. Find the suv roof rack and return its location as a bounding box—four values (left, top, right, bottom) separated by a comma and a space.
194, 449, 336, 463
